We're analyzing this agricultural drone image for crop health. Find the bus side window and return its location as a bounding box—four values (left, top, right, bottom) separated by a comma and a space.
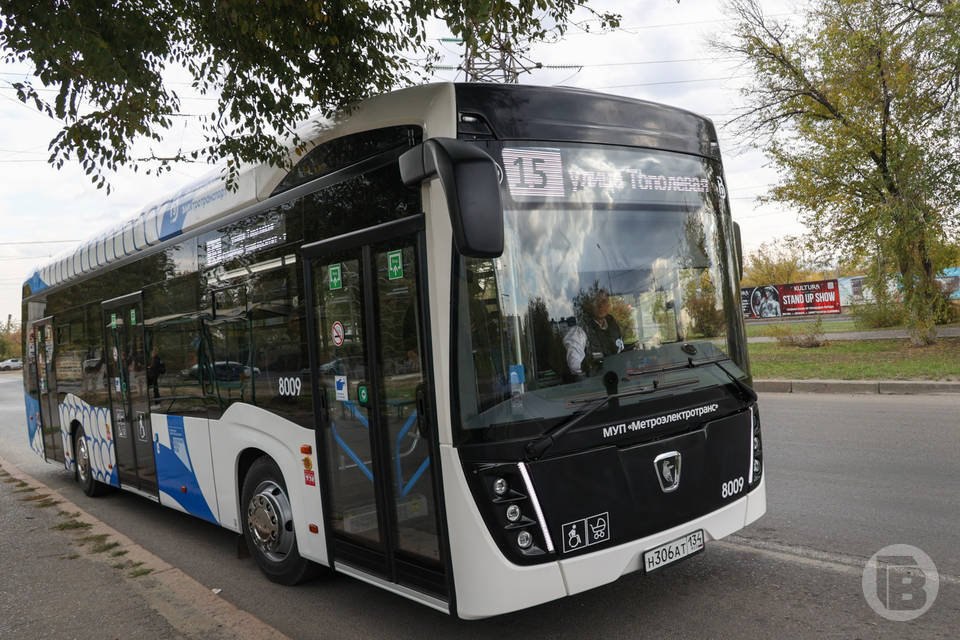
195, 284, 252, 412
247, 258, 312, 427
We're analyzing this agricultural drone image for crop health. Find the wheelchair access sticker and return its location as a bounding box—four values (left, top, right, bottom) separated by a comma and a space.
561, 512, 610, 553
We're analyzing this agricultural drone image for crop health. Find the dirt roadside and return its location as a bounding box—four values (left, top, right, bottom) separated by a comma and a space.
0, 454, 290, 640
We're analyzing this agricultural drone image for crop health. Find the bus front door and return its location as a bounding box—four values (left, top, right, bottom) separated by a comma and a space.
102, 293, 157, 496
29, 317, 64, 463
304, 217, 448, 601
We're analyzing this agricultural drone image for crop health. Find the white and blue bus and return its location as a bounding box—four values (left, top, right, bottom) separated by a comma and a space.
22, 83, 765, 618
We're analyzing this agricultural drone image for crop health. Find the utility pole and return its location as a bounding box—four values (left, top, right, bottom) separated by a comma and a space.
437, 37, 581, 84
463, 38, 521, 83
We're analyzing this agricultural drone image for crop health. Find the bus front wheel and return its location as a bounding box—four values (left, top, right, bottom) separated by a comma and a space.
241, 456, 314, 585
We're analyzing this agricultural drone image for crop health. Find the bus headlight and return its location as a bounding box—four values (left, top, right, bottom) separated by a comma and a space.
469, 463, 556, 562
506, 504, 521, 522
750, 405, 763, 487
517, 531, 533, 549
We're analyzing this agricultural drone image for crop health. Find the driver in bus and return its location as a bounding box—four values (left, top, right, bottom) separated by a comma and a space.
563, 288, 625, 379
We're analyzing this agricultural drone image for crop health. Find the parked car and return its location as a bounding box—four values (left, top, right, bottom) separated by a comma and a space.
180, 361, 259, 381
0, 358, 22, 371
317, 356, 365, 377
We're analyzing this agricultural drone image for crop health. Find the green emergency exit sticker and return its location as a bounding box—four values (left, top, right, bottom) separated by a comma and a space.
130, 309, 136, 325
357, 384, 369, 406
329, 263, 342, 290
387, 250, 403, 280
110, 313, 117, 329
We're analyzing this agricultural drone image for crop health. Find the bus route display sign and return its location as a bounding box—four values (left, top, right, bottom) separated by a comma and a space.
741, 279, 842, 318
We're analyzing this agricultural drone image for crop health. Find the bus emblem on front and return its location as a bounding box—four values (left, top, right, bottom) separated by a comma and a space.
654, 451, 682, 493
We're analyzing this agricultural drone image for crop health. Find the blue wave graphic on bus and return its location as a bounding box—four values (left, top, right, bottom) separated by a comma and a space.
156, 415, 217, 524
59, 395, 119, 487
24, 392, 43, 456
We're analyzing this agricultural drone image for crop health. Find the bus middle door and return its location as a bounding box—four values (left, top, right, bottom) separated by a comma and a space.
102, 293, 157, 496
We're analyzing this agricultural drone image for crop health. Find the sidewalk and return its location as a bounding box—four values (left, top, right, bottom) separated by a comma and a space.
0, 455, 289, 640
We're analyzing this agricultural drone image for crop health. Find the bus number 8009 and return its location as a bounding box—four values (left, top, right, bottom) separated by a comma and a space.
278, 377, 302, 397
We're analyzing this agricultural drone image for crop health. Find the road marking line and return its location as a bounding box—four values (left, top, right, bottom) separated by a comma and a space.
719, 535, 960, 586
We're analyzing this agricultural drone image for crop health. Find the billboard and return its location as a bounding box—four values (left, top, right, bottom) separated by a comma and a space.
741, 279, 842, 318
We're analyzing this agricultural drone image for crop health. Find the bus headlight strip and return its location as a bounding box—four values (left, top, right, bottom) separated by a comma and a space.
517, 462, 555, 553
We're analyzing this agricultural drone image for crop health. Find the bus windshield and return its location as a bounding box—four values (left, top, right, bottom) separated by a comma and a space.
454, 143, 746, 435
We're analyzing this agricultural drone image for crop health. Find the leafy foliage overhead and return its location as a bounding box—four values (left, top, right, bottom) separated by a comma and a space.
0, 1, 619, 189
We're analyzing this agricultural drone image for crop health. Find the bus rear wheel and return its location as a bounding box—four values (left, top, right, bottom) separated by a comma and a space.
74, 426, 107, 497
241, 456, 314, 585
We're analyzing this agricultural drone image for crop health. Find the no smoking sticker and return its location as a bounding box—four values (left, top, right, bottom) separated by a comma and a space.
331, 321, 345, 347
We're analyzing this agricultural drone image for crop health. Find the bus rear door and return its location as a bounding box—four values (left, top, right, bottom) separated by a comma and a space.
29, 317, 64, 463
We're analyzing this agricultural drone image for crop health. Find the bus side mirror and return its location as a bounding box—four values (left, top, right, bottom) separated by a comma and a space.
399, 138, 504, 258
733, 222, 744, 282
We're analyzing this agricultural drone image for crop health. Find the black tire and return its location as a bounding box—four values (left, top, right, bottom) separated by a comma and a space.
74, 426, 108, 497
241, 456, 315, 585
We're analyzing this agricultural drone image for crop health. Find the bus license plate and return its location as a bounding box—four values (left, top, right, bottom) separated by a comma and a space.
643, 530, 705, 573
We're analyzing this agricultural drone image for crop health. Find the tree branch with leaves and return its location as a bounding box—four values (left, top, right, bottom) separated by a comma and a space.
717, 0, 960, 344
0, 0, 619, 191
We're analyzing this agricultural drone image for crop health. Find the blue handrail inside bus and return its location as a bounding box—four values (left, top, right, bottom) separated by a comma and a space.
333, 401, 430, 497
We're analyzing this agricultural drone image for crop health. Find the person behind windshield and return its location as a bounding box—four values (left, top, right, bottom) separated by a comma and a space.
563, 288, 625, 379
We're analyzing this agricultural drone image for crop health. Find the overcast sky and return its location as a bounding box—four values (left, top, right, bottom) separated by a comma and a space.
0, 0, 802, 324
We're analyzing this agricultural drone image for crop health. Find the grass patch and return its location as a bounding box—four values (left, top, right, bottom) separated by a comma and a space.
1, 477, 17, 483
749, 337, 960, 380
89, 540, 120, 554
76, 533, 109, 547
33, 498, 62, 508
12, 486, 36, 493
110, 549, 129, 557
58, 510, 80, 518
18, 493, 48, 502
746, 319, 859, 338
129, 567, 154, 578
52, 519, 92, 531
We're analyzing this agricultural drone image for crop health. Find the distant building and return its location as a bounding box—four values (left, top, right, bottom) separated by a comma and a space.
837, 268, 960, 307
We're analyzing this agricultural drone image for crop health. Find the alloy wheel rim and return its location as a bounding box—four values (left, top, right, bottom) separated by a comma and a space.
247, 480, 295, 562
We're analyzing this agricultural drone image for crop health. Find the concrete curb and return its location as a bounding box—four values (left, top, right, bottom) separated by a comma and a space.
754, 379, 960, 394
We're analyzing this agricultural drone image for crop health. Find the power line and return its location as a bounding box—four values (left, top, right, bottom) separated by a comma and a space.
562, 56, 736, 68
0, 240, 79, 246
596, 74, 748, 90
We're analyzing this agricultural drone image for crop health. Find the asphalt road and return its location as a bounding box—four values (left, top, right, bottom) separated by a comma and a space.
1, 370, 958, 638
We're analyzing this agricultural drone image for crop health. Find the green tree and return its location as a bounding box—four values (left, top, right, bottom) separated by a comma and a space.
719, 0, 960, 344
0, 316, 21, 359
0, 1, 618, 190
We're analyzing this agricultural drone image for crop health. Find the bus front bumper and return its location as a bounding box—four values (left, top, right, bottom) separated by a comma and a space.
558, 473, 766, 595
445, 439, 766, 619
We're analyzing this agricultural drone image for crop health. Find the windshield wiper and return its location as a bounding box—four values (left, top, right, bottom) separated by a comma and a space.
684, 356, 758, 404
634, 341, 757, 404
524, 375, 696, 460
712, 359, 758, 403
